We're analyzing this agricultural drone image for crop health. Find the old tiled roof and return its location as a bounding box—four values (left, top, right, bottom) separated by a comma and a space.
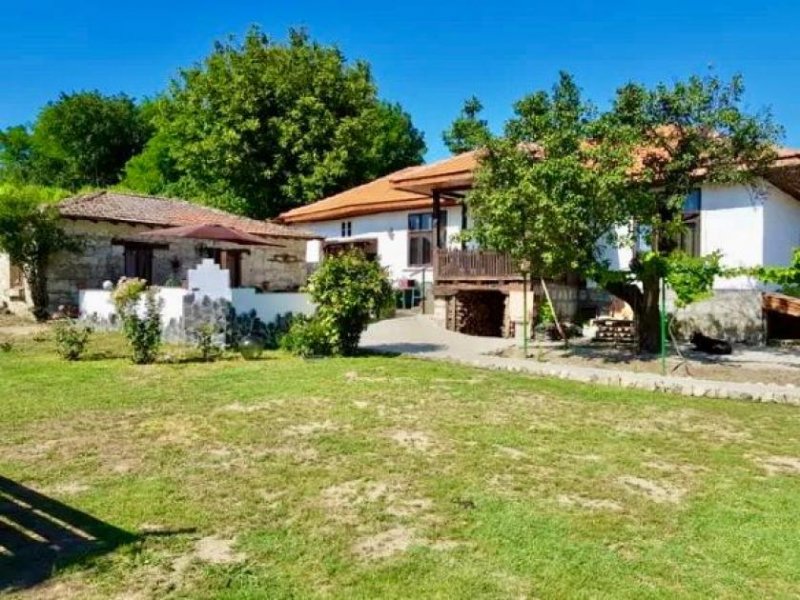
277, 167, 433, 224
390, 150, 479, 194
278, 144, 800, 226
58, 191, 318, 239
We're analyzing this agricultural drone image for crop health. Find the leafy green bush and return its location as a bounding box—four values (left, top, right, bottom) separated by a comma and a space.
53, 319, 92, 360
280, 315, 334, 358
264, 312, 297, 349
189, 323, 222, 362
304, 251, 393, 356
111, 278, 162, 364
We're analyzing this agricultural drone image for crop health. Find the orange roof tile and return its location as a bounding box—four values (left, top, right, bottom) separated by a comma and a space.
390, 150, 480, 193
278, 143, 800, 225
59, 191, 318, 239
277, 167, 433, 223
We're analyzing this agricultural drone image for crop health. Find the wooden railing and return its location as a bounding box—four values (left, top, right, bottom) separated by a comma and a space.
434, 249, 520, 281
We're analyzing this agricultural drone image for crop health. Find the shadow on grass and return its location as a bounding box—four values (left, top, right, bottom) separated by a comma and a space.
0, 476, 192, 593
358, 343, 446, 355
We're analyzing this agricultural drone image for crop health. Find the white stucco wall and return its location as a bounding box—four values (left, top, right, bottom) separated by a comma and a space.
700, 181, 800, 290
762, 182, 800, 267
700, 183, 765, 290
298, 206, 464, 284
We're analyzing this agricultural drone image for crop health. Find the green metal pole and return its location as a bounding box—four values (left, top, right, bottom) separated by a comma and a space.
523, 273, 529, 357
660, 277, 667, 375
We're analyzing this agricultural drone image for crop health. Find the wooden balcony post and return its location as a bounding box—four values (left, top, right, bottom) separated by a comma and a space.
432, 190, 442, 249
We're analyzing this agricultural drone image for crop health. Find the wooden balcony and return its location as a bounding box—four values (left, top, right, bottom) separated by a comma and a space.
433, 249, 522, 290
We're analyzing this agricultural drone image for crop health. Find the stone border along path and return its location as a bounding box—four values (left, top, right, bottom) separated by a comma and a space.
361, 316, 800, 406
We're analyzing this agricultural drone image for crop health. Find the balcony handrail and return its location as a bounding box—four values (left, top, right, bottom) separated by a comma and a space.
434, 249, 520, 281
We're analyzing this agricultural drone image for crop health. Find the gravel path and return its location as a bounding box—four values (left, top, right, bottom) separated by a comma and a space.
362, 315, 800, 405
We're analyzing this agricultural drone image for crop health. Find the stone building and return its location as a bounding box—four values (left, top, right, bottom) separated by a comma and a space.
0, 191, 318, 315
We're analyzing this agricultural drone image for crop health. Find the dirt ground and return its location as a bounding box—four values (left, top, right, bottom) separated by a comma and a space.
500, 342, 800, 387
0, 314, 47, 338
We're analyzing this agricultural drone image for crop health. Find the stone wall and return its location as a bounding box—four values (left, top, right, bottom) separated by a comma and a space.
41, 220, 309, 310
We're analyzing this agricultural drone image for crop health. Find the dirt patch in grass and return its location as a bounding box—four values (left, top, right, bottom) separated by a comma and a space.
617, 476, 686, 504
352, 526, 417, 560
352, 526, 463, 561
388, 429, 435, 453
217, 401, 278, 414
46, 481, 90, 496
495, 445, 527, 460
757, 455, 800, 476
613, 409, 751, 443
284, 420, 340, 437
194, 535, 246, 564
320, 479, 434, 525
557, 494, 623, 512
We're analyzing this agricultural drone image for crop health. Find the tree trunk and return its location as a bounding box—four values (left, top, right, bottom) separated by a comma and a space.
540, 278, 567, 344
27, 261, 50, 322
637, 275, 661, 354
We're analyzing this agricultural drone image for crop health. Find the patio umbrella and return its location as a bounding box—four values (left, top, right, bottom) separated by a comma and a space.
134, 223, 284, 247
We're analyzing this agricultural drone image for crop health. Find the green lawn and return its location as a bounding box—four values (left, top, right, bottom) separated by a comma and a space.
2, 332, 800, 599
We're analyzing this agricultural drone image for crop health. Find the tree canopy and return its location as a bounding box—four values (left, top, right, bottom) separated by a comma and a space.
122, 28, 426, 218
442, 96, 491, 154
1, 28, 425, 220
468, 72, 781, 351
0, 92, 150, 189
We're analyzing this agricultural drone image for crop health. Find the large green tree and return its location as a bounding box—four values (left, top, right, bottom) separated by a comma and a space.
442, 96, 491, 154
469, 73, 780, 352
0, 92, 151, 189
0, 184, 76, 320
123, 28, 426, 218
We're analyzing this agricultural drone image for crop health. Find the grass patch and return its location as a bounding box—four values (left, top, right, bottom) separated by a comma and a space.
1, 332, 800, 598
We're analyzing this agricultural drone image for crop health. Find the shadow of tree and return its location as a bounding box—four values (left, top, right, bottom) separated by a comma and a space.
0, 476, 191, 593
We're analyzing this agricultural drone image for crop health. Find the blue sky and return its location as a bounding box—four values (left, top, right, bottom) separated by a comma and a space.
2, 0, 799, 161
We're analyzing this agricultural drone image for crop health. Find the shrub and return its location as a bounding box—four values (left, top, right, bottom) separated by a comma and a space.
53, 319, 92, 360
280, 315, 334, 358
0, 338, 12, 353
189, 323, 222, 362
304, 251, 393, 356
112, 278, 162, 364
264, 312, 296, 349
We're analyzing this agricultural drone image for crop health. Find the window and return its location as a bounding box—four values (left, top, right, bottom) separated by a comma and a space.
680, 189, 701, 257
124, 245, 153, 283
407, 211, 448, 266
683, 189, 702, 214
679, 217, 701, 257
341, 221, 352, 237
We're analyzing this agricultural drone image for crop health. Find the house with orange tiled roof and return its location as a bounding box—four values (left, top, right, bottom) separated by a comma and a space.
1, 190, 318, 314
281, 148, 800, 342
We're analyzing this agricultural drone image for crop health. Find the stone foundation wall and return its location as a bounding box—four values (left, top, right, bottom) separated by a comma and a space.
669, 289, 764, 344
39, 220, 309, 311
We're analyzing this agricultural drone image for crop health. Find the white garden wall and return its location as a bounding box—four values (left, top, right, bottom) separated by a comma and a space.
79, 260, 315, 340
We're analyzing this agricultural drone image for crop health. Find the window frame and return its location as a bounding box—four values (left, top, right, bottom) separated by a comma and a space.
407, 211, 448, 267
123, 244, 154, 284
